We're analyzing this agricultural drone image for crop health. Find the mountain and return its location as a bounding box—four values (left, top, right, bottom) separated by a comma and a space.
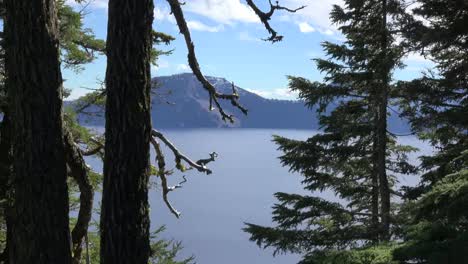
76, 73, 409, 132
150, 73, 317, 129
77, 73, 317, 129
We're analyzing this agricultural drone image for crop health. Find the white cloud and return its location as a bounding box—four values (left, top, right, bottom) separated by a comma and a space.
154, 6, 176, 23
66, 0, 108, 9
151, 59, 170, 75
402, 52, 435, 75
154, 59, 170, 70
319, 29, 334, 36
404, 52, 432, 63
187, 20, 224, 32
176, 64, 190, 72
298, 22, 315, 33
246, 88, 299, 100
91, 0, 108, 9
184, 0, 259, 25
282, 0, 343, 35
238, 31, 260, 42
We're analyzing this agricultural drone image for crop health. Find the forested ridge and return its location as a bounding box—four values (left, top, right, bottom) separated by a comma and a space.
0, 0, 466, 264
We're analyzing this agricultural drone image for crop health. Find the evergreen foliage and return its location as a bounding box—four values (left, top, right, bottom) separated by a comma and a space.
392, 0, 468, 262
0, 0, 466, 262
244, 0, 418, 262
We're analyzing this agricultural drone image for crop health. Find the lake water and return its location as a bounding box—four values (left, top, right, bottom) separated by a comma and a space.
87, 128, 432, 264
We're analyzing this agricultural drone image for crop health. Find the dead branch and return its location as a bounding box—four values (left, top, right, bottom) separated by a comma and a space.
196, 152, 218, 166
167, 175, 188, 192
166, 0, 248, 123
150, 136, 181, 218
246, 0, 306, 42
152, 129, 212, 174
150, 129, 218, 218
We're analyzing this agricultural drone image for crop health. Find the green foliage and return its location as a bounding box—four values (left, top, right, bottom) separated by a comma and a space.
64, 107, 93, 141
70, 226, 194, 264
394, 153, 468, 263
393, 221, 468, 264
57, 0, 106, 72
0, 2, 185, 262
244, 0, 416, 262
301, 244, 397, 264
65, 107, 194, 264
392, 0, 468, 263
149, 226, 195, 264
151, 30, 175, 65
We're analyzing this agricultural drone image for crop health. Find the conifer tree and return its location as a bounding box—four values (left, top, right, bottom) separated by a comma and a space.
244, 0, 416, 262
100, 0, 154, 263
393, 0, 468, 262
4, 0, 72, 262
0, 1, 105, 262
99, 0, 303, 261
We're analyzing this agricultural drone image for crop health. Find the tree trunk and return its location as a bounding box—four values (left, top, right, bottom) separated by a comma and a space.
4, 0, 71, 263
378, 83, 390, 240
371, 158, 380, 242
63, 129, 94, 264
0, 112, 12, 264
100, 1, 154, 263
378, 0, 391, 241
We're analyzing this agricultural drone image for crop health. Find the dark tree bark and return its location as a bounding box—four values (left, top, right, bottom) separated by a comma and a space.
371, 158, 380, 242
4, 0, 71, 263
0, 112, 11, 264
100, 1, 154, 263
377, 0, 391, 241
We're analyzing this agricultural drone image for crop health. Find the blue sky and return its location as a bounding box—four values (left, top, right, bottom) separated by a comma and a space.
64, 0, 433, 100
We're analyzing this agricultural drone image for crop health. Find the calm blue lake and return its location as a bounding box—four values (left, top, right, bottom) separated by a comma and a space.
86, 128, 431, 264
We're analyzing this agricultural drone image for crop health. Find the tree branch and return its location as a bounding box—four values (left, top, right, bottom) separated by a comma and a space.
152, 129, 213, 174
150, 136, 182, 218
82, 145, 103, 156
150, 129, 218, 218
64, 129, 94, 264
82, 137, 104, 156
166, 0, 248, 123
246, 0, 306, 42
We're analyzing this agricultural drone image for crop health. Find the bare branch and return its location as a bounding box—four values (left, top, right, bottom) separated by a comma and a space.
246, 0, 306, 42
166, 0, 248, 123
150, 129, 219, 218
152, 129, 212, 174
167, 175, 188, 192
150, 137, 181, 218
196, 152, 218, 166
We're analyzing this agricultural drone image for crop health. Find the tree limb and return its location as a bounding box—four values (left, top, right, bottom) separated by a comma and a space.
150, 129, 218, 218
166, 0, 248, 123
64, 129, 94, 264
152, 129, 212, 174
82, 137, 104, 156
246, 0, 306, 42
150, 137, 181, 218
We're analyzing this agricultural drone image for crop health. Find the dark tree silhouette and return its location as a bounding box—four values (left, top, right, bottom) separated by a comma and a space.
4, 0, 71, 262
100, 0, 154, 263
